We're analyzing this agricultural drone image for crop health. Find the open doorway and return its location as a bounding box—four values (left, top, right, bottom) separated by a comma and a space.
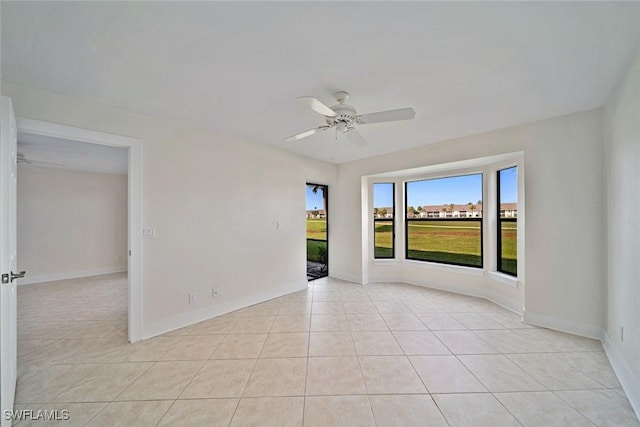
16, 119, 142, 342
16, 132, 129, 343
306, 183, 328, 280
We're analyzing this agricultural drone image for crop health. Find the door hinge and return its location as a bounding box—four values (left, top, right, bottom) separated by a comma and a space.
2, 271, 26, 284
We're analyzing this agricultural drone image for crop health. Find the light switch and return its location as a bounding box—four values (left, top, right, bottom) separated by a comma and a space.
142, 227, 155, 238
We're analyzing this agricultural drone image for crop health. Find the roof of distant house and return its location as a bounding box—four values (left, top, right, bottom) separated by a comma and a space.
374, 203, 517, 212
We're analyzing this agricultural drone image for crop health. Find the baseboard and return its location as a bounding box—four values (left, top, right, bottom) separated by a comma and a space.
602, 331, 640, 420
328, 276, 365, 285
142, 281, 309, 339
522, 310, 604, 340
403, 278, 484, 300
486, 291, 523, 315
367, 277, 404, 284
329, 271, 363, 284
17, 266, 128, 285
367, 273, 402, 284
401, 278, 523, 316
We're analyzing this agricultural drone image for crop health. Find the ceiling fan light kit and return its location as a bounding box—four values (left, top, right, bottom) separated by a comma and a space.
285, 91, 415, 147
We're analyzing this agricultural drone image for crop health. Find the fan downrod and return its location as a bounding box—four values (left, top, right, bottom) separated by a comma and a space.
334, 91, 349, 104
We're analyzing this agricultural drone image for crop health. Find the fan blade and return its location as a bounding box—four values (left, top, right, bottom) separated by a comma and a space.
297, 96, 337, 117
284, 126, 330, 142
19, 159, 65, 167
346, 129, 368, 148
30, 160, 65, 167
356, 107, 415, 125
17, 153, 64, 167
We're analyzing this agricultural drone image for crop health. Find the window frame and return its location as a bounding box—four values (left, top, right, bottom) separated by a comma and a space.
373, 182, 395, 259
496, 166, 517, 277
404, 173, 484, 269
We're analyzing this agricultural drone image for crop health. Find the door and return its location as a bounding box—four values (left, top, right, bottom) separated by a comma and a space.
0, 96, 20, 425
306, 183, 328, 280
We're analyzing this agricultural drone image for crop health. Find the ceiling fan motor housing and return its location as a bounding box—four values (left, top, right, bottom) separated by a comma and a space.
326, 104, 357, 131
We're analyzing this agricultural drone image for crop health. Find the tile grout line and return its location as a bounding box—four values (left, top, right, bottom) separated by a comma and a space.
301, 280, 315, 427
16, 275, 636, 426
152, 399, 178, 427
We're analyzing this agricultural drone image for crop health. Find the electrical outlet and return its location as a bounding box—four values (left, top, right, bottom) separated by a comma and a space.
621, 325, 624, 341
188, 292, 196, 304
212, 288, 219, 298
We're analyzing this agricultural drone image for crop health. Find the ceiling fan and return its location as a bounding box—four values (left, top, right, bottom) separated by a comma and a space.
285, 91, 415, 147
17, 152, 65, 167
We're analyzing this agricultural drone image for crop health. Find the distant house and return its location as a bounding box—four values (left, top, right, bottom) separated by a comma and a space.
306, 209, 326, 219
374, 203, 519, 219
373, 207, 394, 219
420, 204, 483, 218
500, 203, 518, 218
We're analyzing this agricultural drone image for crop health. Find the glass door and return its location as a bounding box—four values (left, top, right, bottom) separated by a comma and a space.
306, 183, 328, 280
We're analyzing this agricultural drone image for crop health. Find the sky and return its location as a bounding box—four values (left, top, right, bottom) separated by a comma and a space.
306, 184, 326, 210
373, 183, 395, 207
499, 166, 518, 203
310, 168, 517, 211
406, 173, 483, 207
373, 169, 517, 208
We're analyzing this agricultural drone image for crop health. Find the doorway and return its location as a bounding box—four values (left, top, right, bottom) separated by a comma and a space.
306, 183, 328, 280
17, 133, 129, 344
16, 118, 142, 342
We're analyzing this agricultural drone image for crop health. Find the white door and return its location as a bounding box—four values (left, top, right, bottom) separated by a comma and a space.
0, 96, 20, 426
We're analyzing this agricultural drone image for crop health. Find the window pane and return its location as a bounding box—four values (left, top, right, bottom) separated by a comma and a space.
374, 221, 393, 258
373, 183, 394, 258
498, 167, 517, 276
499, 221, 517, 275
405, 174, 483, 267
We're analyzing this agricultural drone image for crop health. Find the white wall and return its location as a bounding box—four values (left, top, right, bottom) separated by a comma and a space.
332, 109, 606, 337
3, 79, 610, 345
603, 47, 640, 415
2, 81, 337, 338
17, 167, 128, 283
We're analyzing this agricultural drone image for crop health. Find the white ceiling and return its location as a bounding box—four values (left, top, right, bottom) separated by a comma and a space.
17, 132, 128, 175
3, 2, 640, 164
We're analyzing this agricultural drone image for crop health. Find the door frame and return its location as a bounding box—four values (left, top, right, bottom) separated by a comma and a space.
306, 182, 329, 280
1, 96, 18, 426
16, 118, 143, 342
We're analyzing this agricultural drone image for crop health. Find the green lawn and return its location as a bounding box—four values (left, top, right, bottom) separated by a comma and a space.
499, 221, 517, 275
374, 219, 517, 270
373, 221, 394, 258
306, 219, 327, 240
307, 219, 327, 264
406, 220, 482, 266
308, 218, 517, 273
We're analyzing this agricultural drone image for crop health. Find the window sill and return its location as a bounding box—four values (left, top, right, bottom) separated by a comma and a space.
372, 259, 398, 266
402, 259, 484, 276
487, 271, 519, 288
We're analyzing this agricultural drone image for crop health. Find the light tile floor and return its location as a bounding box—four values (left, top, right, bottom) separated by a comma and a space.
14, 273, 640, 426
